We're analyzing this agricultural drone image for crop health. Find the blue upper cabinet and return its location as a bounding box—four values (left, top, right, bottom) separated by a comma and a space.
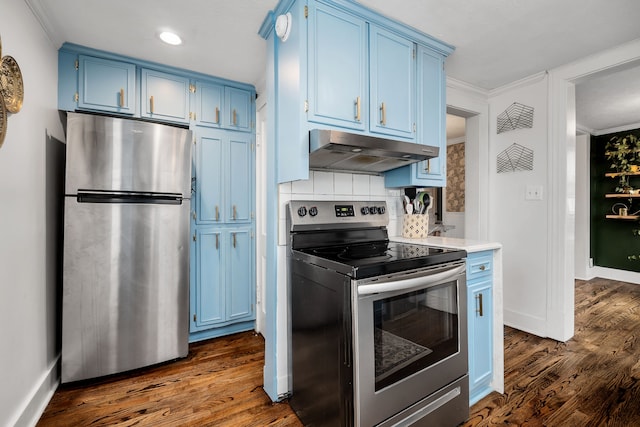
369, 26, 415, 140
384, 45, 446, 187
307, 2, 367, 131
78, 55, 136, 115
195, 81, 224, 128
225, 87, 253, 132
140, 68, 190, 124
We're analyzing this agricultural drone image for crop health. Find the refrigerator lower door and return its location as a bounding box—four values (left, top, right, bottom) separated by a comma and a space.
61, 197, 190, 383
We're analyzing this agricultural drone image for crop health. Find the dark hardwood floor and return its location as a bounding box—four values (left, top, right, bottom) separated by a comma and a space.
39, 277, 640, 426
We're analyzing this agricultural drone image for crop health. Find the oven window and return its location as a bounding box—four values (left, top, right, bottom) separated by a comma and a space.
373, 281, 459, 391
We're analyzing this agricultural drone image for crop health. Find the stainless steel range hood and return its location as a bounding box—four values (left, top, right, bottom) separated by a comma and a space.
309, 129, 438, 173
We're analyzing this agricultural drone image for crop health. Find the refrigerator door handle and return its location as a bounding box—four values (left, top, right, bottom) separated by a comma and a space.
77, 192, 183, 205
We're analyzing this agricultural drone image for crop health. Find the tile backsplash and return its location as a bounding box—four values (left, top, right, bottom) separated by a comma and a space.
278, 171, 404, 245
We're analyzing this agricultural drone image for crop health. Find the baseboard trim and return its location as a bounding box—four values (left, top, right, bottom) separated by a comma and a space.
589, 267, 640, 285
504, 309, 547, 338
12, 354, 60, 427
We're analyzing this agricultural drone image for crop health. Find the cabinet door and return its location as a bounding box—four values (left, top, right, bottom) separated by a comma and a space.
415, 47, 446, 184
78, 55, 136, 114
192, 228, 224, 330
195, 82, 223, 128
369, 26, 415, 140
307, 2, 366, 131
227, 228, 254, 321
383, 46, 446, 188
141, 68, 190, 124
468, 277, 493, 403
225, 87, 252, 132
196, 129, 225, 223
228, 133, 253, 223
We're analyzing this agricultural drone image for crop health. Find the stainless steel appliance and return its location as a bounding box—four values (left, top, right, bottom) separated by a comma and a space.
61, 112, 192, 383
308, 129, 438, 173
287, 200, 469, 426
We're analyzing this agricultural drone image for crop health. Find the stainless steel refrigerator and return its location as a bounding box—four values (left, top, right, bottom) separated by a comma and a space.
61, 112, 192, 383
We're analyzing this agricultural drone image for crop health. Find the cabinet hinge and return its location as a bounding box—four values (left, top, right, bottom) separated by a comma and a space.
251, 143, 255, 152
192, 233, 196, 242
251, 303, 254, 313
189, 84, 196, 93
251, 230, 255, 238
189, 111, 196, 120
413, 48, 416, 60
413, 123, 416, 133
193, 313, 197, 322
251, 211, 255, 219
193, 137, 197, 145
74, 92, 79, 103
304, 100, 309, 113
74, 59, 79, 70
192, 211, 197, 220
304, 5, 308, 18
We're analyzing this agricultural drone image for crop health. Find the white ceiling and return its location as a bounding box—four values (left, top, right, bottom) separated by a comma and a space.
26, 0, 640, 134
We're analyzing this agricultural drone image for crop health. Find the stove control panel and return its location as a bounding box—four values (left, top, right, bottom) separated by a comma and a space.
288, 200, 389, 229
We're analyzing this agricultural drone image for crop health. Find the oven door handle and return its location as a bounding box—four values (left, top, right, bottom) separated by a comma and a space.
357, 264, 466, 295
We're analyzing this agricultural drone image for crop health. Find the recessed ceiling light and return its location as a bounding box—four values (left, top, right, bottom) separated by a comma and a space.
159, 31, 182, 46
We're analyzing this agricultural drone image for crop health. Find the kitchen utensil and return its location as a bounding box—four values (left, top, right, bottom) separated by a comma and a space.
406, 203, 413, 214
403, 195, 410, 214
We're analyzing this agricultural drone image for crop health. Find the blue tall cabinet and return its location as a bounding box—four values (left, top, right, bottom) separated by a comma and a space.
58, 43, 256, 343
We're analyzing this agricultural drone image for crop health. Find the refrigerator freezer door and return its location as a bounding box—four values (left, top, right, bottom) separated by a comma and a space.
61, 198, 190, 383
65, 112, 192, 197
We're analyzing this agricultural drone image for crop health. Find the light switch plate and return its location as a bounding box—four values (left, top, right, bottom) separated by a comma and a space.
525, 185, 543, 200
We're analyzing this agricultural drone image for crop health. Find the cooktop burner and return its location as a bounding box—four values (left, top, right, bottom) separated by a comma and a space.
288, 200, 467, 279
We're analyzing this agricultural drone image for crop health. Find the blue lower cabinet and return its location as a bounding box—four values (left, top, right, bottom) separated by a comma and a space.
190, 227, 255, 342
467, 251, 494, 405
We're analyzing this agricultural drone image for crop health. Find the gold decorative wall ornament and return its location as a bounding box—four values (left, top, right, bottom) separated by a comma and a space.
0, 55, 24, 113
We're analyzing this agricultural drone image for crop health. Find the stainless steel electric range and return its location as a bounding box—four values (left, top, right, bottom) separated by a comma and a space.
287, 200, 470, 427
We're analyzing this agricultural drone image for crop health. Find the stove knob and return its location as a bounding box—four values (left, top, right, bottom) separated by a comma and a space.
297, 206, 307, 217
360, 206, 369, 215
369, 206, 378, 215
309, 206, 318, 217
378, 206, 386, 214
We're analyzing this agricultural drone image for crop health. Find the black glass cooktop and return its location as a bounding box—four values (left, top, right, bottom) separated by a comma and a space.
298, 241, 467, 279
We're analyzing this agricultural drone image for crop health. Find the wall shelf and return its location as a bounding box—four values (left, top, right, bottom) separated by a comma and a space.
605, 193, 640, 198
606, 214, 639, 220
605, 171, 640, 178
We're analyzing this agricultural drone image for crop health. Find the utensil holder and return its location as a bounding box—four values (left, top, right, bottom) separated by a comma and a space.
402, 214, 429, 238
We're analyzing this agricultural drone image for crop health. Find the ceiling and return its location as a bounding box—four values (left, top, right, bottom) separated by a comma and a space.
26, 0, 640, 134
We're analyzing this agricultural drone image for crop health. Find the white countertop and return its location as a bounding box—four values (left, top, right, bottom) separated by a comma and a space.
390, 236, 502, 253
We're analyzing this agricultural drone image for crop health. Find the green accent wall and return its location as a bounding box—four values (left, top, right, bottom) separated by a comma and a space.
591, 128, 640, 272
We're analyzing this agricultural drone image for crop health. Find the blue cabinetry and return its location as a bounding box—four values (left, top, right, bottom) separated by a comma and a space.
307, 2, 366, 131
369, 25, 415, 140
191, 126, 255, 341
77, 55, 136, 115
384, 46, 446, 187
190, 227, 254, 337
261, 0, 454, 185
466, 250, 494, 405
194, 127, 253, 225
141, 68, 190, 124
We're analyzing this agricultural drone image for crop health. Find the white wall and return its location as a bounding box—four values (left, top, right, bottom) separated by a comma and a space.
488, 74, 550, 336
574, 133, 591, 280
0, 1, 65, 425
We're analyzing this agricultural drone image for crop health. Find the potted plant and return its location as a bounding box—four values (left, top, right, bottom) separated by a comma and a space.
605, 133, 640, 193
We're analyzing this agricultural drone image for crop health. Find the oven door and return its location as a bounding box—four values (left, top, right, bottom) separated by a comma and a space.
353, 261, 468, 427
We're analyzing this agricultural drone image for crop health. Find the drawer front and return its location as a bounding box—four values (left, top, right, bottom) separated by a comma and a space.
467, 250, 493, 281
